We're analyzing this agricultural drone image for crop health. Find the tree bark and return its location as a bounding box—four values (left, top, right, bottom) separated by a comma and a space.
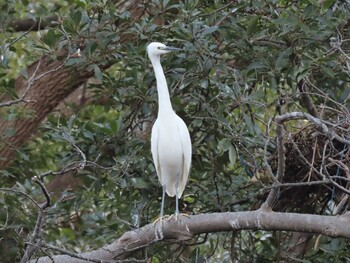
0, 56, 96, 169
0, 0, 146, 169
31, 210, 350, 262
6, 15, 59, 32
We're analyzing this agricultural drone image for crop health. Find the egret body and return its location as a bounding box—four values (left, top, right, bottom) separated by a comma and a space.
147, 42, 192, 218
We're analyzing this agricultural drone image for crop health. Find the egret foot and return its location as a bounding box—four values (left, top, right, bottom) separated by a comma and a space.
167, 212, 190, 222
153, 215, 171, 226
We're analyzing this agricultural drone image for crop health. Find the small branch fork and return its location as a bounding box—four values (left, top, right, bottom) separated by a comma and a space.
20, 177, 51, 263
24, 110, 350, 262
261, 111, 350, 211
27, 110, 350, 262
0, 53, 73, 109
16, 129, 110, 262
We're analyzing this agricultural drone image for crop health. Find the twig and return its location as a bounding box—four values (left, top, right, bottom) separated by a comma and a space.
0, 53, 70, 108
322, 161, 350, 195
267, 180, 330, 188
21, 213, 46, 263
0, 187, 44, 212
21, 176, 52, 262
0, 206, 9, 231
0, 58, 42, 108
261, 115, 286, 210
280, 112, 350, 145
261, 110, 350, 210
331, 28, 350, 61
1, 29, 31, 57
36, 243, 112, 263
331, 176, 350, 182
32, 177, 51, 209
263, 118, 278, 183
289, 134, 326, 180
38, 243, 146, 262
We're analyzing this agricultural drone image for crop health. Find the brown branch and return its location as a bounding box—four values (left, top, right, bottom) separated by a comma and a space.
0, 55, 96, 169
0, 56, 45, 108
0, 187, 44, 212
0, 0, 148, 169
297, 80, 319, 117
5, 15, 59, 32
262, 115, 286, 210
21, 178, 51, 263
261, 111, 350, 210
31, 210, 350, 262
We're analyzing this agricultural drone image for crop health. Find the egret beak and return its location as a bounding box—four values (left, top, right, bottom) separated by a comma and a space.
163, 46, 182, 52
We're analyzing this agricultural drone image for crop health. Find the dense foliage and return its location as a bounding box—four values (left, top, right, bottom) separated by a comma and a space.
1, 0, 350, 262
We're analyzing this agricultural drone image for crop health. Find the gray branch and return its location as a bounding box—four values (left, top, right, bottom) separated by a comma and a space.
31, 210, 350, 262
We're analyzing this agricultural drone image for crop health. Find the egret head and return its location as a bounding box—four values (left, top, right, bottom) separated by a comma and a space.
147, 42, 181, 58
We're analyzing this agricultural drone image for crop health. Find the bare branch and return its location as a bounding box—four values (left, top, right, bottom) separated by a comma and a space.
297, 80, 318, 117
0, 187, 44, 212
267, 180, 330, 188
32, 177, 51, 209
21, 175, 52, 262
31, 210, 350, 263
262, 115, 286, 210
0, 54, 71, 109
262, 110, 350, 210
21, 212, 46, 263
0, 58, 42, 108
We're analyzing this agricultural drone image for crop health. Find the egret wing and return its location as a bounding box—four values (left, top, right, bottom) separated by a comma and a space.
176, 116, 192, 198
151, 120, 162, 184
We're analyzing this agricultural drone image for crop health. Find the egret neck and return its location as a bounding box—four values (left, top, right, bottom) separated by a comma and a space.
149, 55, 173, 117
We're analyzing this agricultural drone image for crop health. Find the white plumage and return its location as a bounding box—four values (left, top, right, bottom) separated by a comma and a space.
147, 42, 191, 217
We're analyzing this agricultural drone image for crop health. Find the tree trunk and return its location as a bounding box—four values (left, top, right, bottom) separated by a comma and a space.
0, 56, 94, 169
0, 0, 147, 169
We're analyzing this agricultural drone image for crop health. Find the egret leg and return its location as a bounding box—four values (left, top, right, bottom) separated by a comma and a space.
175, 189, 179, 218
175, 173, 180, 220
160, 184, 166, 219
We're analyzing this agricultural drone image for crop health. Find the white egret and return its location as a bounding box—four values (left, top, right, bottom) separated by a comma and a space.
147, 42, 192, 219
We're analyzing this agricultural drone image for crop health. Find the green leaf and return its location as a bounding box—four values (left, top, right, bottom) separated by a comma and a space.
247, 16, 259, 35
247, 62, 267, 72
93, 64, 103, 81
75, 0, 87, 8
83, 130, 94, 140
275, 48, 292, 71
218, 138, 232, 153
201, 26, 219, 36
322, 0, 336, 9
59, 228, 76, 241
229, 145, 237, 166
71, 10, 82, 26
4, 127, 16, 137
321, 66, 334, 77
42, 29, 61, 48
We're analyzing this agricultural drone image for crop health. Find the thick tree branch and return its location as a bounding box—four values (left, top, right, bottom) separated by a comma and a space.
279, 112, 350, 145
0, 55, 98, 169
0, 0, 148, 169
5, 15, 60, 32
31, 210, 350, 262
